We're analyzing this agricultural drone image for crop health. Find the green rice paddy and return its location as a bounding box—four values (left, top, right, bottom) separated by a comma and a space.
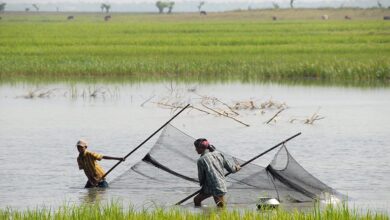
0, 9, 389, 86
0, 202, 388, 220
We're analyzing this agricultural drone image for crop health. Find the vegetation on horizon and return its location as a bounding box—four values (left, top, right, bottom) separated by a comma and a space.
0, 10, 389, 86
0, 3, 6, 13
156, 1, 175, 14
100, 3, 111, 14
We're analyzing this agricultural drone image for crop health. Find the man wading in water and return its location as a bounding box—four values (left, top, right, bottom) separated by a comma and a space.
76, 139, 124, 188
193, 138, 241, 208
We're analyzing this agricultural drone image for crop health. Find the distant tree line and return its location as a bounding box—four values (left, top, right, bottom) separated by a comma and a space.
23, 4, 39, 12
3, 0, 390, 14
32, 4, 39, 11
156, 1, 175, 14
274, 0, 388, 9
0, 2, 6, 13
101, 3, 111, 13
270, 1, 293, 9
290, 0, 295, 8
198, 1, 205, 12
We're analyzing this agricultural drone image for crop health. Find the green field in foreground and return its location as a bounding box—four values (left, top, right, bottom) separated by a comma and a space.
0, 9, 389, 86
0, 202, 389, 220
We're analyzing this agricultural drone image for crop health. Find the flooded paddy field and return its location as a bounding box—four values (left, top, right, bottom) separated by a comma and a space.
0, 82, 389, 214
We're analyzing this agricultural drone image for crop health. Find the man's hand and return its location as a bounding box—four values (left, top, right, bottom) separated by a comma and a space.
103, 155, 126, 161
235, 165, 241, 172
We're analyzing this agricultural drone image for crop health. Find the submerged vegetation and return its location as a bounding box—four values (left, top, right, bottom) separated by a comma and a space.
0, 9, 389, 86
0, 202, 388, 220
15, 84, 322, 126
17, 86, 120, 100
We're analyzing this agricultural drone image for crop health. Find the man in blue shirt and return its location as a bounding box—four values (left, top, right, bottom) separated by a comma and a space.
193, 138, 240, 208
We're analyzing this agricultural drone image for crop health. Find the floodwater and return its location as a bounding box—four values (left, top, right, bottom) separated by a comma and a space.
0, 82, 389, 213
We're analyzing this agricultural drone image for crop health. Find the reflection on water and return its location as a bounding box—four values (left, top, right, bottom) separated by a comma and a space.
0, 83, 389, 213
81, 188, 107, 204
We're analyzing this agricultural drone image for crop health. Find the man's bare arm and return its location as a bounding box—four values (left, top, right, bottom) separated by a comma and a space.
102, 155, 125, 161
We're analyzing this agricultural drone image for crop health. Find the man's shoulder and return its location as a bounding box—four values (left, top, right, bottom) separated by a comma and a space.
200, 150, 213, 158
211, 150, 221, 154
84, 150, 97, 156
78, 150, 94, 159
197, 153, 209, 163
199, 150, 216, 161
211, 150, 223, 157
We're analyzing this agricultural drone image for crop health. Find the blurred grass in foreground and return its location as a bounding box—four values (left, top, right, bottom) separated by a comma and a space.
0, 9, 389, 86
0, 201, 388, 220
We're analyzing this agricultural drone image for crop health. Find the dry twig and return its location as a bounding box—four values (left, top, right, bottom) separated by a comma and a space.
201, 102, 250, 127
233, 100, 256, 111
304, 112, 325, 124
196, 93, 239, 116
265, 108, 286, 124
141, 95, 156, 107
154, 102, 211, 115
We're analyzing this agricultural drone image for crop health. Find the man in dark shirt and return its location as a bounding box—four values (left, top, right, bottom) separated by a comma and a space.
193, 138, 240, 207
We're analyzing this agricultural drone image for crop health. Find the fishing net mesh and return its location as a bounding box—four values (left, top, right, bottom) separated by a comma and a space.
111, 124, 344, 206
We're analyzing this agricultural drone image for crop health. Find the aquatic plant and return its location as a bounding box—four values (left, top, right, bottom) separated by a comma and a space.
0, 201, 388, 220
0, 10, 389, 86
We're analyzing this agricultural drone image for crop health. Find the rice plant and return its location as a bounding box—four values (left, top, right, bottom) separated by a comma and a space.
0, 201, 388, 220
0, 10, 389, 86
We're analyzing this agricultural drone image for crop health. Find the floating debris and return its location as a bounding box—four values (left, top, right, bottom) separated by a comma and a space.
19, 88, 59, 99
265, 108, 286, 124
290, 108, 325, 125
18, 86, 120, 100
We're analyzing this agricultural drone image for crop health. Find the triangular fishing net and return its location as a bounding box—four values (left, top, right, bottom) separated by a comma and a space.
110, 124, 344, 206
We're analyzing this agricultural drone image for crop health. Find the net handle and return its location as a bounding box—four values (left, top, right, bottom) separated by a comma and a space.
174, 132, 302, 205
102, 104, 190, 179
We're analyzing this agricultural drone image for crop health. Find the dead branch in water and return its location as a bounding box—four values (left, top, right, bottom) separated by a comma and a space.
155, 91, 250, 127
19, 86, 120, 100
233, 99, 288, 116
289, 108, 325, 125
141, 95, 155, 107
37, 88, 58, 98
304, 110, 325, 124
88, 87, 109, 98
233, 100, 256, 110
196, 93, 239, 116
154, 102, 211, 115
20, 88, 59, 99
155, 85, 294, 127
201, 102, 250, 127
265, 108, 286, 124
260, 99, 288, 110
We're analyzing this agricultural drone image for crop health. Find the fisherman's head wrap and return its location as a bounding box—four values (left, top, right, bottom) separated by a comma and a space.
76, 139, 88, 147
194, 138, 209, 149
